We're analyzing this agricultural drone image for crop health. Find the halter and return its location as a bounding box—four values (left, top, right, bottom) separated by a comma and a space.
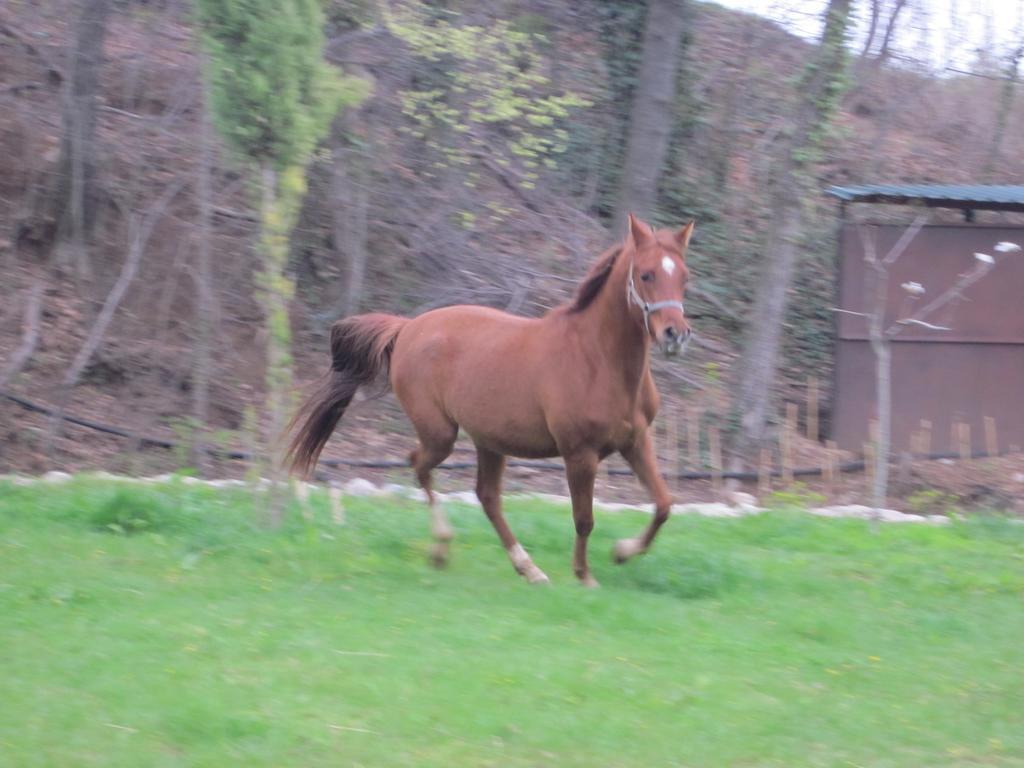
626, 263, 686, 336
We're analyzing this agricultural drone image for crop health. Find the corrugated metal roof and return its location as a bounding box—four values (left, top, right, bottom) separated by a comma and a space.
828, 184, 1024, 209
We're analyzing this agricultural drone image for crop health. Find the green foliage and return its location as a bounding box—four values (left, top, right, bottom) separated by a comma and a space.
907, 488, 961, 517
588, 0, 649, 218
195, 0, 365, 170
782, 221, 839, 377
4, 479, 1024, 765
766, 482, 828, 510
89, 486, 178, 535
386, 2, 588, 185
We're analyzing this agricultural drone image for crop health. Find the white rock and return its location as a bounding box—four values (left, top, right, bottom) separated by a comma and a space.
676, 502, 753, 518
42, 471, 72, 484
343, 477, 380, 497
726, 491, 759, 509
595, 501, 648, 513
206, 479, 247, 488
441, 490, 481, 507
809, 505, 928, 523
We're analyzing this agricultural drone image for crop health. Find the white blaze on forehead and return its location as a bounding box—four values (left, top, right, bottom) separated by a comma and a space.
661, 255, 676, 276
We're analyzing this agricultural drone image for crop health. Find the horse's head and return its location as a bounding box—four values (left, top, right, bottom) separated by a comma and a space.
623, 213, 694, 357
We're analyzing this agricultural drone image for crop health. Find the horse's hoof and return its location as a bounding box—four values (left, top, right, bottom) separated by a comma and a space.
524, 566, 550, 585
612, 538, 644, 564
428, 542, 450, 569
579, 574, 600, 588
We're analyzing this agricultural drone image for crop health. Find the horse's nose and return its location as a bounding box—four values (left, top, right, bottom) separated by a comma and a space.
664, 326, 679, 342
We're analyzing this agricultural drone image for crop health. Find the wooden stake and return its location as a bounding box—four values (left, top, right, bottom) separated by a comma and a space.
758, 447, 771, 499
708, 426, 722, 493
919, 419, 932, 455
292, 478, 312, 521
781, 404, 797, 485
958, 421, 971, 461
864, 441, 875, 500
666, 410, 679, 494
824, 440, 837, 496
807, 377, 819, 443
687, 407, 701, 469
984, 416, 998, 458
328, 484, 346, 525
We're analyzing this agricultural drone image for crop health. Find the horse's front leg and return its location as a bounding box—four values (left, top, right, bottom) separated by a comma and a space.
565, 451, 600, 588
613, 429, 673, 563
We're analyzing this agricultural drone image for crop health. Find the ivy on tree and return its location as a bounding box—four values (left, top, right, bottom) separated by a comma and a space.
195, 0, 366, 494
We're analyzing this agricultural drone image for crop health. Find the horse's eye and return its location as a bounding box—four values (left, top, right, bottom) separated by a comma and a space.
640, 272, 655, 283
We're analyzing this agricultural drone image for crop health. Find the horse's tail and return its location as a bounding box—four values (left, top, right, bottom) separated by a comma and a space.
285, 313, 408, 477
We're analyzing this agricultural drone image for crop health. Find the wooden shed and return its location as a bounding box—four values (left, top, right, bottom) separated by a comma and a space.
827, 184, 1024, 455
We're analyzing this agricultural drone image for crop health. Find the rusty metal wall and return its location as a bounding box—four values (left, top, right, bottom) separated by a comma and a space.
833, 223, 1024, 453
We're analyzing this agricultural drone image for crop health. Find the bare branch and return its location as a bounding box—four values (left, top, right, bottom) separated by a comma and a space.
45, 180, 187, 449
831, 307, 870, 318
885, 262, 994, 338
894, 318, 951, 331
882, 212, 927, 265
0, 278, 44, 390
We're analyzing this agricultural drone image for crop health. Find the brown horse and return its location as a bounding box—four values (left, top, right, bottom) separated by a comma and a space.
286, 214, 693, 586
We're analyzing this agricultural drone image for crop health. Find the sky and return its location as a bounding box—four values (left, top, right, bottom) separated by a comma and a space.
701, 0, 1023, 71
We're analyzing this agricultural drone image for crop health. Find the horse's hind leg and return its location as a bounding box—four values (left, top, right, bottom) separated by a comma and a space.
476, 446, 549, 584
409, 417, 458, 568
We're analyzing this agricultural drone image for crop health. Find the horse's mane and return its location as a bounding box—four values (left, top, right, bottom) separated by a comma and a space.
565, 245, 621, 314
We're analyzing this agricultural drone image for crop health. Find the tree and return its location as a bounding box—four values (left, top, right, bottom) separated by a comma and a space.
836, 223, 1017, 515
983, 41, 1023, 180
613, 0, 688, 228
51, 0, 112, 278
195, 0, 366, 496
731, 0, 852, 457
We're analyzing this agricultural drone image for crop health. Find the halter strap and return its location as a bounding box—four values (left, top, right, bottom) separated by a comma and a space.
626, 265, 685, 336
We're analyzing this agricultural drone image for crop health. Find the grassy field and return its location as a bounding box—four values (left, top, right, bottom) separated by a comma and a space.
1, 477, 1023, 767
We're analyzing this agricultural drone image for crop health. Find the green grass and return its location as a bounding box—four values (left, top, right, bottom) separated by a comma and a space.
1, 477, 1023, 767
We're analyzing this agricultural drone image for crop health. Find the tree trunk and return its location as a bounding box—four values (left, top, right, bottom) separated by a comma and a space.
192, 91, 217, 473
710, 15, 755, 196
613, 0, 687, 229
872, 335, 892, 516
983, 43, 1022, 180
731, 0, 852, 456
51, 0, 111, 277
865, 251, 891, 519
873, 0, 907, 66
257, 162, 297, 523
327, 114, 371, 320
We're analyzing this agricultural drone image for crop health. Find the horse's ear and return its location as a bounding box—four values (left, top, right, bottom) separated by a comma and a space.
676, 220, 695, 250
627, 213, 654, 247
